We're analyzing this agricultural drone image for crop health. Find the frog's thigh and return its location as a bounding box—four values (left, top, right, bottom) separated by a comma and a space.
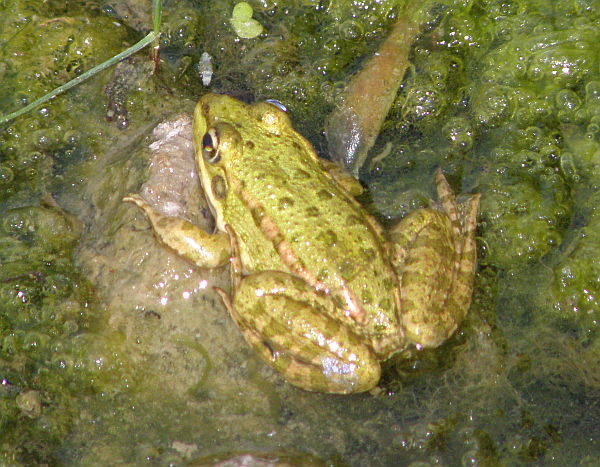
389, 208, 462, 348
123, 194, 230, 268
224, 271, 380, 394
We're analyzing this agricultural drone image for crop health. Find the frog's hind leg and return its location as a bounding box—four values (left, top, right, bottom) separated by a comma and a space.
215, 271, 380, 394
434, 169, 481, 328
388, 169, 479, 349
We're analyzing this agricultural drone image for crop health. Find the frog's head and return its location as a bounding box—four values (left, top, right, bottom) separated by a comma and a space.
192, 93, 295, 231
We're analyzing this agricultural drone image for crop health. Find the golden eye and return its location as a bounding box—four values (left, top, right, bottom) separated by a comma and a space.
202, 128, 221, 164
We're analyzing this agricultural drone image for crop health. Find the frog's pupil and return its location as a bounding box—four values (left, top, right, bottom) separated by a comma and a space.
202, 130, 221, 163
202, 132, 214, 151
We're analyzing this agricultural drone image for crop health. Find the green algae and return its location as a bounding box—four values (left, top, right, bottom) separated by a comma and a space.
0, 2, 163, 463
2, 0, 600, 465
1, 209, 101, 464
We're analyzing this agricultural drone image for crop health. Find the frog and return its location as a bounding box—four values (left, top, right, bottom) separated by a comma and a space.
123, 93, 480, 394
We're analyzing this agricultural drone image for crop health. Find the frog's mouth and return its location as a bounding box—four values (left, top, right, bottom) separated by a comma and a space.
203, 188, 220, 234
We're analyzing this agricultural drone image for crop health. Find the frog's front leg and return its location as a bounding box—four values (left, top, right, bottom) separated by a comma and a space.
123, 194, 230, 268
389, 170, 480, 349
320, 158, 364, 196
216, 271, 380, 394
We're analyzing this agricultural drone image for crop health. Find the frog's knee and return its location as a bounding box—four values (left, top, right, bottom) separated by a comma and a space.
271, 350, 381, 394
402, 307, 460, 349
318, 354, 381, 394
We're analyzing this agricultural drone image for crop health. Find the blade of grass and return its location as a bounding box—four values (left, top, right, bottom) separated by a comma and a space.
153, 0, 162, 34
0, 0, 163, 124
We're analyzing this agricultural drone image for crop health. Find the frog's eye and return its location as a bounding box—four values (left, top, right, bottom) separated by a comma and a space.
201, 128, 221, 164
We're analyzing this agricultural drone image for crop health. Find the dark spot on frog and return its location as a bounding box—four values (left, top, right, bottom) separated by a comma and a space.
317, 229, 337, 245
271, 231, 286, 250
278, 196, 294, 210
360, 247, 376, 259
211, 175, 227, 199
378, 298, 391, 311
338, 259, 357, 281
317, 189, 334, 200
317, 268, 331, 282
295, 169, 311, 179
292, 141, 302, 151
142, 310, 161, 319
246, 140, 255, 150
202, 103, 210, 114
362, 290, 373, 305
250, 205, 266, 227
346, 214, 363, 227
332, 294, 345, 311
305, 206, 320, 217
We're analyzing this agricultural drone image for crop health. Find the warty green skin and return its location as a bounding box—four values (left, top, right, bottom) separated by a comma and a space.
124, 93, 480, 394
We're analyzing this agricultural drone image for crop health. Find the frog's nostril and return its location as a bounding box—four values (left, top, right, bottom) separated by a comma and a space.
262, 340, 277, 359
202, 128, 218, 150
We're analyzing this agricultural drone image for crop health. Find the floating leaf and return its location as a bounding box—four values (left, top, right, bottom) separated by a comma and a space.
230, 2, 263, 39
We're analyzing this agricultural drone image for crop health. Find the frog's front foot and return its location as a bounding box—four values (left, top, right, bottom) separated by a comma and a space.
123, 193, 231, 269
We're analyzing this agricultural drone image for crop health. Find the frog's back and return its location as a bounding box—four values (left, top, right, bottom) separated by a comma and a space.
230, 135, 401, 347
204, 95, 402, 349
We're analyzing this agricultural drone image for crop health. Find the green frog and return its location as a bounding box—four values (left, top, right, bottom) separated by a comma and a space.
124, 93, 480, 394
